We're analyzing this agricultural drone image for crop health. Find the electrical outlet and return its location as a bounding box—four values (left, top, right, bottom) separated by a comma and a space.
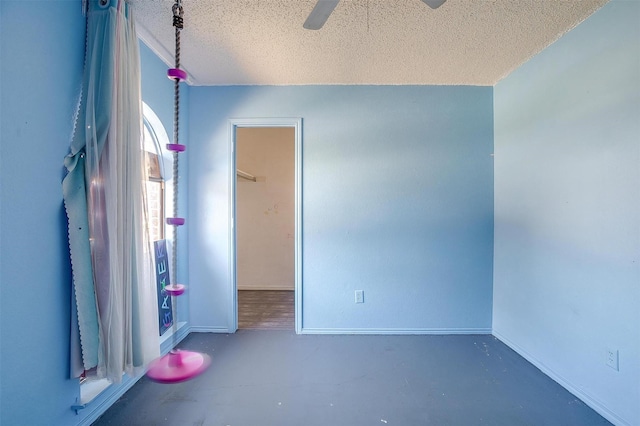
606, 348, 619, 371
355, 290, 364, 304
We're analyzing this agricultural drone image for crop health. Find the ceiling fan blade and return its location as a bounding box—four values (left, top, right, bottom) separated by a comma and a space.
421, 0, 446, 9
303, 0, 340, 30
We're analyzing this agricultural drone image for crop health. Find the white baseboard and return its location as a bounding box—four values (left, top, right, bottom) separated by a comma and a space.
492, 330, 630, 426
159, 321, 189, 351
76, 372, 140, 426
301, 327, 492, 335
76, 323, 191, 426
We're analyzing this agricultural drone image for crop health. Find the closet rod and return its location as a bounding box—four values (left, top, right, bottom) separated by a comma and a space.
236, 169, 256, 182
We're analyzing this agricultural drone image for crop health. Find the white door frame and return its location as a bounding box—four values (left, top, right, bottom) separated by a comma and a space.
228, 118, 303, 333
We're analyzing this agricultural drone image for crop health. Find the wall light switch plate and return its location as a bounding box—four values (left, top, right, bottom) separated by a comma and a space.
606, 348, 619, 371
355, 290, 364, 304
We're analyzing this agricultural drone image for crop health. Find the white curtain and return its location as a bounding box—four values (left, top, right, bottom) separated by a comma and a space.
64, 0, 159, 383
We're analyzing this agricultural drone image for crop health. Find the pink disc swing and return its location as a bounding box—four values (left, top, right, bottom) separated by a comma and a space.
146, 0, 210, 384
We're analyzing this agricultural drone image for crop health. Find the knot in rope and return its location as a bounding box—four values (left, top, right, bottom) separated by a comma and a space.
172, 3, 184, 30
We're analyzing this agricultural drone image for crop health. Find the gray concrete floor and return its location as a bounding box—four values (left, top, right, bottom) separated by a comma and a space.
93, 331, 611, 426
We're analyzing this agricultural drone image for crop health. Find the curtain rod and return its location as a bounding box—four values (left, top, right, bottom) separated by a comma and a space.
236, 169, 256, 182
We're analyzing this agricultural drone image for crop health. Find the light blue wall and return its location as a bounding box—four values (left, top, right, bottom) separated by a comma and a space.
0, 1, 86, 425
493, 1, 640, 425
187, 86, 494, 332
140, 43, 178, 139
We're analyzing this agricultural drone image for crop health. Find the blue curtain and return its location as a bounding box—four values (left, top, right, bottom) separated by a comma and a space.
64, 0, 158, 383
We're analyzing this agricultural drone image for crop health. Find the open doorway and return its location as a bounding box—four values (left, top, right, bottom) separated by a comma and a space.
229, 119, 302, 333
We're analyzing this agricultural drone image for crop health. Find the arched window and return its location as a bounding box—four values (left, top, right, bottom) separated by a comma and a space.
142, 103, 172, 243
143, 117, 165, 242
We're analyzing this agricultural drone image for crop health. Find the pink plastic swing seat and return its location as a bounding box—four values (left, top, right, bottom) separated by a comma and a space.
167, 68, 187, 81
166, 143, 186, 152
166, 217, 185, 226
164, 283, 185, 296
147, 349, 211, 384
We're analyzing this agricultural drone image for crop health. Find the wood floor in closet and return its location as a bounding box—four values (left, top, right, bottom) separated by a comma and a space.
237, 290, 294, 330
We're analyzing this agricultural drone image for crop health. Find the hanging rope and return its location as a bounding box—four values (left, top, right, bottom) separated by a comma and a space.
146, 0, 211, 384
170, 0, 183, 293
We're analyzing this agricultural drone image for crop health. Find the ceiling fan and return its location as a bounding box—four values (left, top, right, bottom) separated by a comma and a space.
303, 0, 446, 30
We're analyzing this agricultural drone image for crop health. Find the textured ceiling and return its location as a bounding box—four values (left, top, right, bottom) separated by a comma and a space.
131, 0, 608, 86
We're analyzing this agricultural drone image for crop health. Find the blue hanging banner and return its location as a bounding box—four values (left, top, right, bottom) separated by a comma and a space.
154, 240, 173, 335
